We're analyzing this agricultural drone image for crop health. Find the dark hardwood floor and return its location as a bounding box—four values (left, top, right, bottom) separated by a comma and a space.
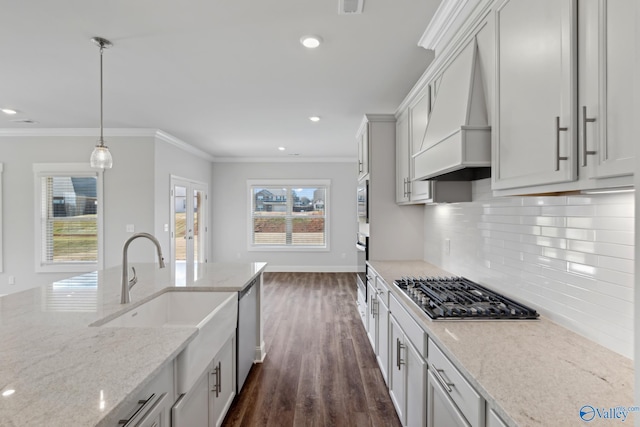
222, 272, 401, 427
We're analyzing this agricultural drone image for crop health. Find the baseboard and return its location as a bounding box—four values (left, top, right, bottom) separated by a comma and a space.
263, 265, 358, 273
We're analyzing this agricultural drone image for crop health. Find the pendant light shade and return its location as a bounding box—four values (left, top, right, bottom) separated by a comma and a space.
90, 37, 113, 169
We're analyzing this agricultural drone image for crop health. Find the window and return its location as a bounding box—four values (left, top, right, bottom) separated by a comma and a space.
34, 164, 103, 273
248, 180, 329, 250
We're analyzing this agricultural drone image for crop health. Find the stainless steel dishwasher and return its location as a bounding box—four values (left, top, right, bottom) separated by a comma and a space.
237, 277, 257, 392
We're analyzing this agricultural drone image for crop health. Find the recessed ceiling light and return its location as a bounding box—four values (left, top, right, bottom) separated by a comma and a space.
300, 35, 322, 49
309, 116, 321, 122
1, 109, 17, 115
278, 147, 286, 151
2, 389, 15, 397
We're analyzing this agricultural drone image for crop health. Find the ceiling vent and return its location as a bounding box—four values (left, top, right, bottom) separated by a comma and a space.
339, 0, 363, 14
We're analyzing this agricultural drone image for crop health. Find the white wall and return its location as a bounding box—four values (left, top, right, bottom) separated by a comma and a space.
0, 134, 156, 294
211, 161, 357, 271
0, 132, 213, 295
153, 138, 214, 265
424, 178, 634, 358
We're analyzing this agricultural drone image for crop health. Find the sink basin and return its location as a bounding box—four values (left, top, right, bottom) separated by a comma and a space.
101, 290, 238, 393
101, 291, 236, 328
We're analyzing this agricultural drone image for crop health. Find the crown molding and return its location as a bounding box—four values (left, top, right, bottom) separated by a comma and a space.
213, 156, 356, 163
0, 127, 216, 161
418, 0, 485, 54
154, 130, 215, 162
0, 128, 158, 137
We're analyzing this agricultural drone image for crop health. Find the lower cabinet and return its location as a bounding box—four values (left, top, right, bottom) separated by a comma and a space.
389, 313, 427, 427
110, 360, 175, 427
172, 331, 236, 427
428, 370, 470, 427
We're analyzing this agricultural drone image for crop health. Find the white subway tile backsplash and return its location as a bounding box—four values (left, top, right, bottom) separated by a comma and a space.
424, 178, 634, 358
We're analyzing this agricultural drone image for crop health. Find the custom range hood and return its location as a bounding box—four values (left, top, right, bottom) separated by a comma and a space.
413, 38, 491, 181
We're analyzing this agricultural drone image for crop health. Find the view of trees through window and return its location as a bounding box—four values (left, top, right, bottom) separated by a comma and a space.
252, 185, 326, 247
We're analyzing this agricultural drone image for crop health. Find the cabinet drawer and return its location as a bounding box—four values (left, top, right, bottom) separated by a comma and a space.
428, 338, 483, 426
389, 294, 426, 357
375, 277, 390, 306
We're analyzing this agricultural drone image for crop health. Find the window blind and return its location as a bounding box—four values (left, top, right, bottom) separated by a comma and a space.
41, 175, 98, 264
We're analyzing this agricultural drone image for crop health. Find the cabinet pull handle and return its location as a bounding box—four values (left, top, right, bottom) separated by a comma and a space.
396, 338, 405, 370
217, 361, 222, 394
406, 178, 411, 196
430, 363, 455, 393
358, 161, 363, 174
555, 116, 569, 171
118, 393, 156, 425
582, 106, 597, 166
211, 365, 220, 397
403, 178, 407, 198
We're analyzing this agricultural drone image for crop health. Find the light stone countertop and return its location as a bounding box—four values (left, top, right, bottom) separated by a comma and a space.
368, 260, 634, 427
0, 261, 267, 427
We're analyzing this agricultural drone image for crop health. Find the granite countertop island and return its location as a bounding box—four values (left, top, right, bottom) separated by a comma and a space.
0, 262, 267, 426
368, 260, 635, 427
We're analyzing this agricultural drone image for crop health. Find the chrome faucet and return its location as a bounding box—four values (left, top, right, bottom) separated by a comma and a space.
121, 232, 166, 304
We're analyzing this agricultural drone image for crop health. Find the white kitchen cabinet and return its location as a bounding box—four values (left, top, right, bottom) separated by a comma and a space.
428, 370, 470, 427
493, 0, 577, 190
357, 122, 369, 180
374, 276, 390, 385
388, 313, 427, 427
428, 338, 483, 427
493, 0, 635, 194
172, 331, 236, 427
114, 361, 175, 427
366, 280, 378, 351
578, 0, 635, 179
396, 88, 473, 205
487, 407, 508, 427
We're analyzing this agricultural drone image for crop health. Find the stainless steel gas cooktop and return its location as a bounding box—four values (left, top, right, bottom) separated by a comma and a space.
393, 276, 539, 320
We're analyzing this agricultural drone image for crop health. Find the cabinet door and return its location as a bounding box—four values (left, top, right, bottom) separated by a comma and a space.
366, 282, 378, 351
408, 89, 433, 202
358, 125, 369, 180
405, 341, 427, 427
396, 110, 410, 203
172, 364, 212, 427
376, 298, 390, 385
428, 371, 471, 427
493, 0, 577, 190
212, 334, 236, 427
388, 315, 406, 425
578, 0, 635, 179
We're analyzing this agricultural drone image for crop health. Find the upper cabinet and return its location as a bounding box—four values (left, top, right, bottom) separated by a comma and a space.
578, 0, 635, 179
396, 86, 473, 205
357, 123, 369, 181
493, 0, 635, 194
493, 0, 577, 190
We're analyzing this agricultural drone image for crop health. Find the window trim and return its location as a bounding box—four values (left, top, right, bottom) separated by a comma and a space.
33, 163, 104, 273
247, 179, 330, 252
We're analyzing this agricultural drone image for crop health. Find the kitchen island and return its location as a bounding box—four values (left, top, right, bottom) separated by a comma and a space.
368, 260, 634, 427
0, 261, 266, 426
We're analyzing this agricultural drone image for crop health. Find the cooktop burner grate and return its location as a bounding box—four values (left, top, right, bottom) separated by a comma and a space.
393, 276, 539, 320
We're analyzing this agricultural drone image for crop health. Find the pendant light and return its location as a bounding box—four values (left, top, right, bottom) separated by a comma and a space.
89, 37, 113, 169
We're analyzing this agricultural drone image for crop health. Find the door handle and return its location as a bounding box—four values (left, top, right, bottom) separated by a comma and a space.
581, 106, 597, 166
555, 116, 568, 171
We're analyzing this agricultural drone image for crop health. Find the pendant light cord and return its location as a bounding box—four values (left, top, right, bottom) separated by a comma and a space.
99, 43, 104, 146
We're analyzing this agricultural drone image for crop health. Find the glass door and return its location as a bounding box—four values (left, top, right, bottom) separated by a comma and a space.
171, 177, 207, 285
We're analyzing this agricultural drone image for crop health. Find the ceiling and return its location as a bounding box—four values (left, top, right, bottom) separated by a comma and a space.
0, 0, 439, 160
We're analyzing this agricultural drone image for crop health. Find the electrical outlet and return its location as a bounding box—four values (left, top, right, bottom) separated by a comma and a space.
444, 238, 451, 255
164, 224, 169, 232
126, 224, 135, 233
8, 276, 15, 285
